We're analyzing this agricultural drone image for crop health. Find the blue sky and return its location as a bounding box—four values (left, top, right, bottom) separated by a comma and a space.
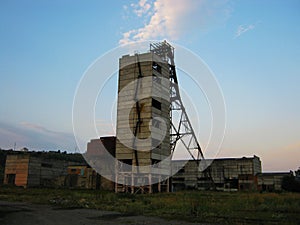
0, 0, 299, 171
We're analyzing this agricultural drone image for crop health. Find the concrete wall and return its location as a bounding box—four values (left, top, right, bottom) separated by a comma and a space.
27, 157, 69, 187
257, 172, 292, 191
116, 52, 170, 172
4, 154, 30, 187
4, 154, 72, 188
86, 136, 116, 157
172, 156, 262, 191
66, 165, 114, 191
85, 137, 116, 188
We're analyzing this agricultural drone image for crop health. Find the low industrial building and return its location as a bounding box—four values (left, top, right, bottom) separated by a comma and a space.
3, 147, 293, 193
2, 138, 117, 190
172, 155, 262, 191
4, 153, 73, 187
64, 165, 99, 189
257, 172, 292, 192
63, 165, 114, 191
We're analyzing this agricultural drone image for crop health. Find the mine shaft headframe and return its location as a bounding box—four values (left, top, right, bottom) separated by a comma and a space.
150, 40, 175, 65
150, 41, 205, 161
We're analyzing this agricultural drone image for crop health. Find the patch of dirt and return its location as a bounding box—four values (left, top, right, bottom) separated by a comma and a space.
0, 201, 208, 225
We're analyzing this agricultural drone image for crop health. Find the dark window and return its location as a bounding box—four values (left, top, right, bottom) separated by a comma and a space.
71, 168, 77, 172
151, 159, 161, 166
178, 168, 185, 173
41, 163, 52, 168
7, 174, 16, 184
152, 98, 161, 110
120, 159, 132, 165
173, 177, 185, 182
119, 159, 132, 172
152, 62, 161, 73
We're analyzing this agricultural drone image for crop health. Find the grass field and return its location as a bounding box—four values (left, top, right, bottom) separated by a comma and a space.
0, 186, 299, 224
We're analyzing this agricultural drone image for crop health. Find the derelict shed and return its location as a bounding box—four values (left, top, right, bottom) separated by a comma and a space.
4, 153, 70, 188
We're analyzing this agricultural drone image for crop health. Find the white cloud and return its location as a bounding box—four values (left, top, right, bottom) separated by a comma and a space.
19, 122, 77, 149
235, 24, 255, 38
0, 121, 77, 151
120, 0, 231, 45
20, 121, 55, 134
131, 0, 152, 17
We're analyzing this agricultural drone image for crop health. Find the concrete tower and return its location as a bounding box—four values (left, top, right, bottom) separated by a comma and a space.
115, 47, 171, 193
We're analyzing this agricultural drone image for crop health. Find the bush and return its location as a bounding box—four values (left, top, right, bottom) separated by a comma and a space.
282, 176, 300, 192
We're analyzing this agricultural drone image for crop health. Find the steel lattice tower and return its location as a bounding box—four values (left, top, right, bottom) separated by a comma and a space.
150, 41, 205, 161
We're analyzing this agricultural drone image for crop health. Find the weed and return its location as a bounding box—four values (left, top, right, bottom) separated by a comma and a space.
0, 186, 300, 224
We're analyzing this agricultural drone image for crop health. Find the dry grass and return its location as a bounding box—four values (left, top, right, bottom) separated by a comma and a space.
0, 186, 300, 224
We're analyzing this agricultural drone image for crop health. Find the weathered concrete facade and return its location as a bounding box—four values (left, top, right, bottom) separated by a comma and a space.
115, 52, 170, 193
4, 154, 70, 187
86, 136, 116, 157
257, 172, 292, 191
64, 165, 114, 191
83, 136, 116, 190
85, 136, 116, 181
172, 156, 262, 191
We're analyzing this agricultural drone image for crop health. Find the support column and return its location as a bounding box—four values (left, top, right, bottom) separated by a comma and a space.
131, 173, 134, 194
115, 173, 118, 193
149, 174, 152, 194
158, 176, 161, 192
167, 178, 170, 193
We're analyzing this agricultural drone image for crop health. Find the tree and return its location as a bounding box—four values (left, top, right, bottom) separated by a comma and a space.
282, 175, 300, 192
295, 168, 300, 181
